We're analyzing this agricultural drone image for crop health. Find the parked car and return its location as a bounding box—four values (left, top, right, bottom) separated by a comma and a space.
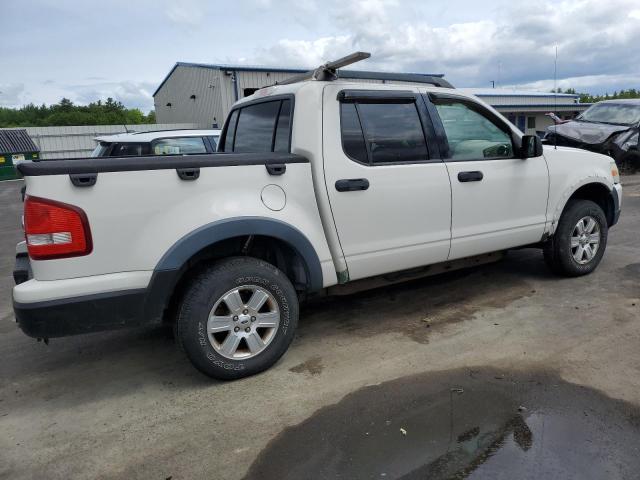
13, 54, 621, 380
91, 129, 221, 157
544, 99, 640, 170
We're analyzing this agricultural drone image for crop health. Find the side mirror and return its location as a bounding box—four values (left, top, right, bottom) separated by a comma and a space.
521, 135, 543, 158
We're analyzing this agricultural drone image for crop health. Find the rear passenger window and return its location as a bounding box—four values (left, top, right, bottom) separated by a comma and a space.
223, 110, 239, 152
222, 99, 293, 153
340, 103, 368, 164
273, 100, 291, 153
340, 101, 428, 164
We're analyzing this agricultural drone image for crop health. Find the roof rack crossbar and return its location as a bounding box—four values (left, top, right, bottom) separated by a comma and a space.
336, 70, 453, 88
275, 51, 453, 88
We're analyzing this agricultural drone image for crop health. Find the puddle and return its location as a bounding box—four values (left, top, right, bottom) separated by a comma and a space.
244, 368, 640, 480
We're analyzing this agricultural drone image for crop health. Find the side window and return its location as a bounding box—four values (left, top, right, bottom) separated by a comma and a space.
109, 143, 151, 157
340, 103, 368, 164
273, 100, 292, 153
340, 100, 428, 165
222, 110, 239, 152
233, 101, 281, 153
207, 136, 219, 151
152, 137, 207, 155
433, 99, 514, 160
222, 99, 292, 153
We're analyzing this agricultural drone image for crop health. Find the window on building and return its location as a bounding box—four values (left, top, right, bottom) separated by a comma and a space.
433, 99, 514, 160
221, 99, 293, 153
152, 137, 208, 155
527, 116, 536, 129
340, 101, 428, 164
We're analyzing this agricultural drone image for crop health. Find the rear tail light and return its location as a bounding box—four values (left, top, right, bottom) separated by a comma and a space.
24, 196, 92, 260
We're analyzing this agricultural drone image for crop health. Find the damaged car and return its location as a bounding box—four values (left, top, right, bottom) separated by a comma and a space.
544, 99, 640, 170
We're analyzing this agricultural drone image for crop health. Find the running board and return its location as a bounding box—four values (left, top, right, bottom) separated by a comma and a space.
325, 251, 506, 296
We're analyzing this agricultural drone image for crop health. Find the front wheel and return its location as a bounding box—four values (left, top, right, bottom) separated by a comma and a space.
176, 257, 299, 380
543, 199, 608, 277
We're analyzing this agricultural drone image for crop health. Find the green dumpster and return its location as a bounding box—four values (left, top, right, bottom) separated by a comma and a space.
0, 129, 40, 181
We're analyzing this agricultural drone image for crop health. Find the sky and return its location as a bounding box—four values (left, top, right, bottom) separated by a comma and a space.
2, 0, 640, 112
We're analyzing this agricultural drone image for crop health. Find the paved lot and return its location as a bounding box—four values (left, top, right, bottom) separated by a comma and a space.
1, 177, 639, 479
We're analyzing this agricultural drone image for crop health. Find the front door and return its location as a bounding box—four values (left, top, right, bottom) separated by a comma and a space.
427, 94, 549, 260
322, 85, 452, 281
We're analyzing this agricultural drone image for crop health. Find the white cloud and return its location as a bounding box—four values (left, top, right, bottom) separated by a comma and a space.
164, 0, 205, 27
0, 83, 25, 108
248, 0, 640, 90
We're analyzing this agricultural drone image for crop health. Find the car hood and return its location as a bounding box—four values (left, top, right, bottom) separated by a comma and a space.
548, 120, 632, 145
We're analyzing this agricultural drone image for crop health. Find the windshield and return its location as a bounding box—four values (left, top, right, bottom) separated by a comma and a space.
578, 103, 640, 126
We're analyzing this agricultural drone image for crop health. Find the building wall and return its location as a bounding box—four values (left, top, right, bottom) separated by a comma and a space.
1, 123, 208, 159
154, 67, 426, 125
153, 65, 590, 136
154, 66, 225, 127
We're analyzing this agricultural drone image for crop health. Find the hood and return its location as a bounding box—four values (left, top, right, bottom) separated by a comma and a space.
548, 120, 631, 145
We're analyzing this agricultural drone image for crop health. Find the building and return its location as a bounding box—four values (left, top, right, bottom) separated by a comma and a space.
153, 62, 590, 134
153, 63, 446, 126
463, 88, 590, 135
0, 129, 39, 180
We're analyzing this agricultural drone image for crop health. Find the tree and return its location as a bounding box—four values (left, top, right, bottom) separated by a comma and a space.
0, 98, 156, 127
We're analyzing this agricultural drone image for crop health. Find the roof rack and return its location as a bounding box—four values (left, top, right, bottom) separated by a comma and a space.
276, 51, 453, 88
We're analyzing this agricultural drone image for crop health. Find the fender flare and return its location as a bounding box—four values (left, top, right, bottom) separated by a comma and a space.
549, 176, 615, 234
143, 217, 323, 321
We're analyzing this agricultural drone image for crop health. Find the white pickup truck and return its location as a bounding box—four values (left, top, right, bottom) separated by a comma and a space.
13, 53, 622, 380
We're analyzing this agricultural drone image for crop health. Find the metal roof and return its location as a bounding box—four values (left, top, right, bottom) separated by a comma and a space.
462, 88, 579, 98
153, 61, 445, 97
0, 129, 39, 155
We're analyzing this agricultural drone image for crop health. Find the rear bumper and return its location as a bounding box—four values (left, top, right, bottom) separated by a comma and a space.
13, 251, 157, 338
14, 289, 148, 338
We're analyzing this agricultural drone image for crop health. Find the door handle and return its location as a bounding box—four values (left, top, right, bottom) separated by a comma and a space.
335, 178, 370, 192
176, 168, 200, 181
266, 163, 286, 176
457, 171, 483, 182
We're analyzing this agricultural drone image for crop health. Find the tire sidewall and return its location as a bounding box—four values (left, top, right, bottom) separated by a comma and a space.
555, 200, 608, 275
178, 258, 298, 379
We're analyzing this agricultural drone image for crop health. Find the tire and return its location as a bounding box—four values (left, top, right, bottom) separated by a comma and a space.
176, 257, 299, 380
543, 199, 608, 277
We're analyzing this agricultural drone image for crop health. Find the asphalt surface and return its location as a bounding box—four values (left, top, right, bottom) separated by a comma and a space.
1, 176, 639, 479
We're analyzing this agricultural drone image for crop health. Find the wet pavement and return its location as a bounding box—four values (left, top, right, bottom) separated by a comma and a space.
245, 368, 640, 480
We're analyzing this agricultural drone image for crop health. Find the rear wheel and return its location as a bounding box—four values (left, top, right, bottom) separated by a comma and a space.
176, 257, 299, 380
543, 199, 608, 277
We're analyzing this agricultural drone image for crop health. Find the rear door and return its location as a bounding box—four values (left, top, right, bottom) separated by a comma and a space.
425, 92, 549, 259
322, 86, 452, 281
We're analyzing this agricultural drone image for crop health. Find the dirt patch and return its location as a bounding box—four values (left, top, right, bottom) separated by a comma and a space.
289, 356, 323, 376
301, 256, 537, 344
244, 367, 640, 480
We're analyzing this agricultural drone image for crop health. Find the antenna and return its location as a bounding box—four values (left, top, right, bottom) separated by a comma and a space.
554, 45, 558, 150
277, 52, 371, 85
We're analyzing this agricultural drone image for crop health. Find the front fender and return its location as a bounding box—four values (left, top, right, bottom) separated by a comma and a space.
549, 176, 616, 234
